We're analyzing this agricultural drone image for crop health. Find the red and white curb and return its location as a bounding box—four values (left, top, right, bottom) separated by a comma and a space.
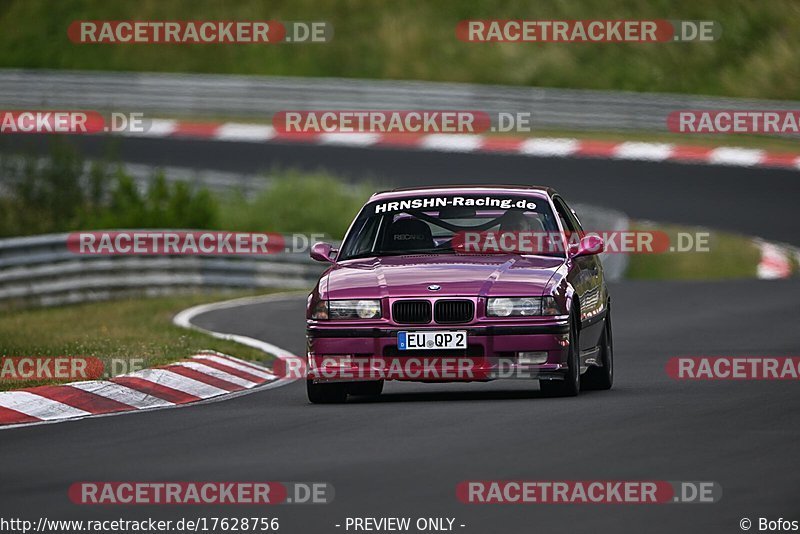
0, 351, 276, 427
755, 240, 795, 280
120, 119, 800, 171
0, 293, 305, 429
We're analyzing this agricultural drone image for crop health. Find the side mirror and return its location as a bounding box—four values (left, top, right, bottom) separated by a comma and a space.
570, 234, 604, 258
310, 242, 337, 263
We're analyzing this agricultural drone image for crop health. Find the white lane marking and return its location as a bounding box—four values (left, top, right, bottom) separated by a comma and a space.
192, 355, 275, 380
420, 134, 483, 152
173, 293, 306, 393
121, 368, 228, 399
0, 391, 90, 420
172, 361, 258, 388
614, 142, 674, 161
69, 381, 173, 409
319, 133, 381, 146
709, 147, 764, 167
215, 123, 276, 142
519, 137, 580, 157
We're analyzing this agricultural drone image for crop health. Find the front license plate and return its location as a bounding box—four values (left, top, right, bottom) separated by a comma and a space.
397, 330, 467, 351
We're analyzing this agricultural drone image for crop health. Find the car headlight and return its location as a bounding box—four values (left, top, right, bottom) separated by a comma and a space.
323, 299, 382, 320
486, 297, 562, 317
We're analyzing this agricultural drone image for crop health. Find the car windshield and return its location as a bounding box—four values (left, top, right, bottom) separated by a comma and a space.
338, 194, 563, 260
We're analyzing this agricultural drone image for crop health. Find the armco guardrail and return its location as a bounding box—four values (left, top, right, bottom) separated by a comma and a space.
0, 204, 627, 307
2, 69, 799, 132
0, 232, 328, 307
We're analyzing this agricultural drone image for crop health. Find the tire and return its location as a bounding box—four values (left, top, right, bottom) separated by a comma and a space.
581, 304, 614, 391
540, 312, 580, 397
307, 380, 348, 404
347, 380, 384, 397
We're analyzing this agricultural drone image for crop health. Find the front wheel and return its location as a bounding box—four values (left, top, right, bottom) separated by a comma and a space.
540, 313, 580, 397
581, 305, 614, 391
307, 380, 348, 404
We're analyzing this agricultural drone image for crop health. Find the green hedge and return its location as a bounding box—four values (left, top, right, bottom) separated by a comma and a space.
0, 140, 368, 239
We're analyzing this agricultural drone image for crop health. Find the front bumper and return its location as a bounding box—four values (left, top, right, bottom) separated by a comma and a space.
306, 322, 571, 383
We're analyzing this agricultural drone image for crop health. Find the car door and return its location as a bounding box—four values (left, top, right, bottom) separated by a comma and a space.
552, 195, 606, 353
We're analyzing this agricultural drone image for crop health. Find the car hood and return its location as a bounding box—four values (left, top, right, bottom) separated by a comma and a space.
321, 254, 564, 299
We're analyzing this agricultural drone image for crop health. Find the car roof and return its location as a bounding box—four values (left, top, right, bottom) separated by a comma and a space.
370, 184, 557, 201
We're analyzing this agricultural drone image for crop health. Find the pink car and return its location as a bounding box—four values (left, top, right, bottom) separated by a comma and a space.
306, 185, 613, 403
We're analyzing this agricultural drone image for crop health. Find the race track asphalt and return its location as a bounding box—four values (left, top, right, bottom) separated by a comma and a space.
0, 136, 798, 534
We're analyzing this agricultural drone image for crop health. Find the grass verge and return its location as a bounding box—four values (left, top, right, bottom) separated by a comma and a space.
0, 290, 279, 391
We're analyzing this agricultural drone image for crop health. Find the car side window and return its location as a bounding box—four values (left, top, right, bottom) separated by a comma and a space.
552, 196, 577, 233
568, 208, 585, 233
561, 198, 585, 233
342, 215, 381, 257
